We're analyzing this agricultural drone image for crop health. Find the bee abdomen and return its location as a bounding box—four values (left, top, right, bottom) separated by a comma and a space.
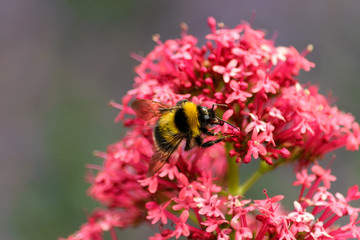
174, 108, 190, 133
154, 125, 168, 150
154, 124, 181, 152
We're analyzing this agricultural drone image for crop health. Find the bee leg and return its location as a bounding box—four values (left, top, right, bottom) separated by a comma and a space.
196, 135, 227, 148
200, 127, 217, 136
201, 137, 227, 148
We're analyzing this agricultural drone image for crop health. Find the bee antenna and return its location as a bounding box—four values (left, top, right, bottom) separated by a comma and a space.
216, 116, 240, 131
211, 103, 229, 111
215, 103, 228, 107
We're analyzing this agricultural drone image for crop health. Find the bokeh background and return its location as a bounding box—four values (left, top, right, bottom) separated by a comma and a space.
2, 0, 360, 239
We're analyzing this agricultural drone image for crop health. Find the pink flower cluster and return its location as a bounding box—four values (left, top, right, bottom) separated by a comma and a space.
61, 17, 360, 239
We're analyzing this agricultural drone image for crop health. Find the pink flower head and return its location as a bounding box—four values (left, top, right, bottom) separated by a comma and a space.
62, 17, 360, 240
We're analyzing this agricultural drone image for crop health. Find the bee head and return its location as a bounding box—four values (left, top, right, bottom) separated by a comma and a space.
199, 103, 240, 130
198, 105, 218, 127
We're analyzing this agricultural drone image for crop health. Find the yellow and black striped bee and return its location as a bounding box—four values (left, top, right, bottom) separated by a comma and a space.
131, 99, 238, 176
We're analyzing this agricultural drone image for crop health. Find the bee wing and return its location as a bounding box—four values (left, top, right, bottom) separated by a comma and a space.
131, 99, 177, 121
146, 151, 170, 177
147, 135, 184, 177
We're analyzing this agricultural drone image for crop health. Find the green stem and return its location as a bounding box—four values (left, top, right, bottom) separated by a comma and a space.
188, 210, 198, 224
238, 161, 273, 195
226, 142, 240, 195
238, 169, 262, 196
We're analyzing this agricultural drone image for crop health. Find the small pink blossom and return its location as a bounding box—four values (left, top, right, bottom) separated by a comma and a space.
217, 228, 232, 240
311, 165, 336, 189
293, 169, 316, 188
171, 43, 193, 60
244, 140, 267, 162
313, 186, 334, 203
251, 69, 280, 94
346, 123, 360, 150
346, 185, 360, 202
146, 201, 171, 224
232, 47, 261, 67
257, 122, 275, 145
340, 212, 360, 238
158, 162, 179, 180
139, 175, 159, 193
287, 201, 314, 223
198, 194, 225, 219
206, 22, 241, 48
230, 214, 253, 240
269, 107, 286, 121
171, 210, 190, 239
245, 113, 267, 134
149, 230, 172, 240
310, 221, 332, 239
213, 59, 241, 83
278, 219, 296, 240
201, 218, 228, 233
225, 80, 252, 104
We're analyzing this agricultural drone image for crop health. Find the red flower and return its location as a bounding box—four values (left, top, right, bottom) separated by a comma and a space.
62, 17, 360, 240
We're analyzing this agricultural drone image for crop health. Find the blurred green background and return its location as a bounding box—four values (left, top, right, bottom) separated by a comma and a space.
2, 0, 360, 239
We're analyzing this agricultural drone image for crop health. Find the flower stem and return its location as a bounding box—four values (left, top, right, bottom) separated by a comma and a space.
193, 208, 205, 230
226, 142, 240, 195
188, 210, 199, 224
238, 161, 273, 195
110, 227, 118, 240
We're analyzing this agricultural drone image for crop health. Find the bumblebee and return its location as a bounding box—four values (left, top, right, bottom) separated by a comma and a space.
131, 99, 237, 176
